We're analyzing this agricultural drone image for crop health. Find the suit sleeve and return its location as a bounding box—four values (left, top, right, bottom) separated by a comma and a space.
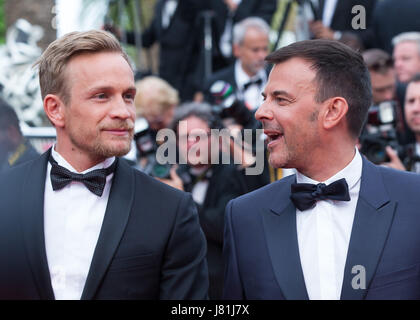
223, 200, 245, 299
254, 0, 277, 25
159, 193, 209, 299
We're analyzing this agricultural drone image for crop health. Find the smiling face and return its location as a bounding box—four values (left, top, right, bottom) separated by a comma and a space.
58, 51, 136, 163
255, 58, 322, 170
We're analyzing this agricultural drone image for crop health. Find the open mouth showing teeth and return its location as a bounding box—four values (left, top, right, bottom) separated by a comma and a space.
265, 132, 283, 143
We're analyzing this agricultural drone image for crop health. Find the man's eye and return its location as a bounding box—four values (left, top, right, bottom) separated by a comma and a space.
124, 93, 134, 100
95, 93, 107, 99
276, 97, 288, 103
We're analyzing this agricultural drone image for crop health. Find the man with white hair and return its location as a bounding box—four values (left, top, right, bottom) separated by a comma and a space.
393, 32, 420, 84
204, 16, 270, 111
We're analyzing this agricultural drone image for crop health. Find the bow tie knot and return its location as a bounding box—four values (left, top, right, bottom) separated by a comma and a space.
290, 178, 350, 211
49, 155, 117, 197
311, 183, 328, 200
243, 78, 263, 90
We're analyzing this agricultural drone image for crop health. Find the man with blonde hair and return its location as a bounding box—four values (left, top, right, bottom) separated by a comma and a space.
135, 76, 179, 131
0, 30, 208, 300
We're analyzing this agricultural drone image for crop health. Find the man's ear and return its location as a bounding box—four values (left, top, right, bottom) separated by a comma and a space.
322, 97, 349, 131
44, 94, 66, 128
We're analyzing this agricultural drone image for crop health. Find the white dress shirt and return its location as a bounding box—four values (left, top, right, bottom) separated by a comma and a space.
321, 0, 338, 28
162, 0, 178, 29
296, 149, 362, 300
44, 147, 115, 300
414, 143, 420, 173
219, 0, 242, 57
235, 60, 267, 110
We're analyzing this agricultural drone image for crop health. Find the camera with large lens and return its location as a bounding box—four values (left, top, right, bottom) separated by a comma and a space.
209, 80, 256, 127
360, 101, 405, 164
134, 119, 173, 179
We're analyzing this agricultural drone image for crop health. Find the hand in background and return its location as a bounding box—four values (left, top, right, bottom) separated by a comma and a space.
381, 146, 406, 171
309, 20, 334, 40
156, 166, 185, 191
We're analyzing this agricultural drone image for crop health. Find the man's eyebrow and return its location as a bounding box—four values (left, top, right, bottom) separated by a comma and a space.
87, 86, 137, 93
272, 90, 294, 99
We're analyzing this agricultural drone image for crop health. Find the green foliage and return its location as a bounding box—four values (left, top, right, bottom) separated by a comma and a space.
0, 0, 5, 44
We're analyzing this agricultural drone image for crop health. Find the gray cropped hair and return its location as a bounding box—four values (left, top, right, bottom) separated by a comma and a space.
392, 32, 420, 54
171, 102, 222, 131
233, 17, 270, 45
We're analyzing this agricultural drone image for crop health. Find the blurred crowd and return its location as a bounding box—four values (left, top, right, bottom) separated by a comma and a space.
1, 0, 420, 299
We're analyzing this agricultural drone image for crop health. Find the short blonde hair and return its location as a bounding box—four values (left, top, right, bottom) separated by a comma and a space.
34, 30, 131, 104
134, 76, 179, 117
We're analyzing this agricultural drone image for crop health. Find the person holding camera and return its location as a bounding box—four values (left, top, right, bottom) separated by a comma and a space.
159, 102, 247, 299
133, 76, 179, 178
360, 49, 407, 171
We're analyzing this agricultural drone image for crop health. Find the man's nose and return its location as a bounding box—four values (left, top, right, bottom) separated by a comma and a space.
255, 100, 272, 122
110, 96, 133, 119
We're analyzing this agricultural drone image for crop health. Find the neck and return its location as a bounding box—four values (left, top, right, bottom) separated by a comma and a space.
55, 142, 106, 173
299, 141, 356, 182
415, 134, 420, 145
241, 62, 257, 78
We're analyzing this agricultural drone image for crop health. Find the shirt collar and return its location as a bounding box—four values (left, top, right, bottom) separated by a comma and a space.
296, 148, 362, 191
51, 145, 115, 174
234, 60, 266, 90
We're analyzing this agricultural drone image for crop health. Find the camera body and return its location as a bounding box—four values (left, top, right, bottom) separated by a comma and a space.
209, 80, 256, 127
134, 122, 173, 179
360, 101, 405, 164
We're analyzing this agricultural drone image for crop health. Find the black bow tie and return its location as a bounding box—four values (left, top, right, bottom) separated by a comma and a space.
243, 78, 263, 90
49, 155, 117, 197
290, 178, 350, 211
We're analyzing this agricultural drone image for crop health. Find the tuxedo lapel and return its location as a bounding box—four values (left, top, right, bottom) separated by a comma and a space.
20, 150, 55, 299
261, 177, 309, 300
81, 159, 135, 300
340, 158, 396, 300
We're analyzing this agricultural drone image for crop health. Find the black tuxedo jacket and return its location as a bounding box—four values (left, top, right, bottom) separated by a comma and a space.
203, 0, 277, 71
0, 150, 208, 299
317, 0, 377, 48
129, 0, 205, 100
182, 163, 247, 299
224, 157, 420, 299
370, 0, 420, 54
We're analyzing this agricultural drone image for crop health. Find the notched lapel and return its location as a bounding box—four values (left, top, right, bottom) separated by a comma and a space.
20, 150, 55, 299
341, 159, 396, 300
262, 196, 309, 300
81, 159, 135, 300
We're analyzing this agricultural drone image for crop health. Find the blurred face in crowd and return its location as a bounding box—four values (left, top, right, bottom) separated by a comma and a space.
404, 81, 420, 138
142, 100, 175, 132
233, 27, 269, 77
177, 115, 214, 167
256, 58, 322, 171
393, 41, 420, 83
54, 52, 136, 164
370, 69, 396, 104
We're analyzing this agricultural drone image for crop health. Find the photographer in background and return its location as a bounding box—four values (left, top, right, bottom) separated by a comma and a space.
160, 102, 247, 300
360, 49, 407, 170
0, 99, 39, 172
133, 76, 178, 178
360, 73, 420, 172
